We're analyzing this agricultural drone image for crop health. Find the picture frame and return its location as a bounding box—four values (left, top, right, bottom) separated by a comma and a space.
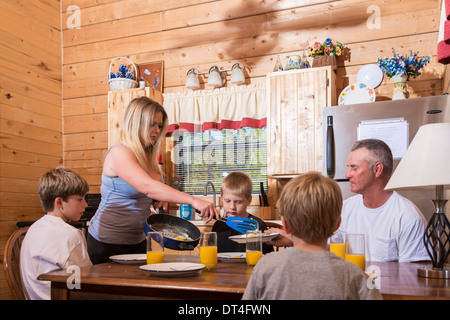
137, 61, 164, 92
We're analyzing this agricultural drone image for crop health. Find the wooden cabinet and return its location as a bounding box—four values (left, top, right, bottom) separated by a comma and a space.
266, 67, 336, 178
108, 87, 163, 147
107, 86, 177, 188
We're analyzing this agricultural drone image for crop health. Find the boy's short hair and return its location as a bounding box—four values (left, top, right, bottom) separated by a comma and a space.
38, 167, 89, 212
221, 171, 253, 199
277, 171, 342, 244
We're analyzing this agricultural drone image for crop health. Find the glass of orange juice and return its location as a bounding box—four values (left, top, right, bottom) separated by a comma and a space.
345, 233, 366, 271
200, 232, 217, 270
329, 231, 346, 258
246, 230, 263, 266
146, 231, 164, 264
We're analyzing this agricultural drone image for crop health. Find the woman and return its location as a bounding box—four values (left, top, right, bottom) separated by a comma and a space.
87, 96, 218, 264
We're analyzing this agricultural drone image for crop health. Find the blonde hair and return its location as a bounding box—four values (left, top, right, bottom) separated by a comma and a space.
277, 171, 342, 244
120, 96, 168, 175
221, 171, 253, 199
38, 167, 89, 212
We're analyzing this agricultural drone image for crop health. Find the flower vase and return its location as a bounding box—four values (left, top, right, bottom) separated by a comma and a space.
285, 55, 301, 70
392, 74, 409, 100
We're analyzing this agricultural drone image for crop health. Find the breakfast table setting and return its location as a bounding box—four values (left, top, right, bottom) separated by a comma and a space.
38, 214, 450, 300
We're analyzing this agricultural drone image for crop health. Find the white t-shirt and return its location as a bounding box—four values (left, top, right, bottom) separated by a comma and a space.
20, 215, 92, 300
339, 191, 429, 262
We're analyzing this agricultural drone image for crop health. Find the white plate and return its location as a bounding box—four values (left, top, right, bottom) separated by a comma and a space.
218, 252, 246, 263
109, 254, 147, 264
357, 64, 383, 89
338, 82, 376, 106
228, 232, 280, 244
139, 262, 205, 277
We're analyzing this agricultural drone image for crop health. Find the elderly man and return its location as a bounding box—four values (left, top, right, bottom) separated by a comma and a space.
268, 139, 429, 263
339, 139, 429, 262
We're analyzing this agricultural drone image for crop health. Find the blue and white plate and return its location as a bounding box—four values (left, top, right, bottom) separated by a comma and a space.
357, 64, 383, 89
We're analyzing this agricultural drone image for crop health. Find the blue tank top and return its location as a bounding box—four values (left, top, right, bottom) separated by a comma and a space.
88, 145, 154, 245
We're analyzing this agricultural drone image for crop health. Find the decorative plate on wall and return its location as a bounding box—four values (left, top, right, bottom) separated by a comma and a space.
357, 64, 383, 88
338, 82, 376, 106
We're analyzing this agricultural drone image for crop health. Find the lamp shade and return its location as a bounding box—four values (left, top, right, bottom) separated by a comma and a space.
230, 62, 245, 85
186, 68, 200, 89
385, 122, 450, 191
207, 65, 224, 88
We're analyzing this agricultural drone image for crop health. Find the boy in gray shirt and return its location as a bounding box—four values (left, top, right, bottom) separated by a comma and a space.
242, 172, 382, 300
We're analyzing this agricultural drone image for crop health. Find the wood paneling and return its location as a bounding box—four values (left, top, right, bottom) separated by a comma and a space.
60, 0, 442, 196
0, 0, 444, 299
0, 0, 62, 299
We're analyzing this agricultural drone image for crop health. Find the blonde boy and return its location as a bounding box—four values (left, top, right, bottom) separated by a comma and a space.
243, 171, 382, 300
20, 167, 93, 300
212, 172, 273, 254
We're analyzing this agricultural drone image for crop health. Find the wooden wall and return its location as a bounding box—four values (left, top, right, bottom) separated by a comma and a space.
0, 0, 444, 299
61, 0, 443, 194
0, 0, 62, 299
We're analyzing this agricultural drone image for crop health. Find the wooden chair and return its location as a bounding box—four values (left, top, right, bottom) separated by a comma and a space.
264, 221, 283, 229
264, 221, 284, 251
3, 227, 29, 300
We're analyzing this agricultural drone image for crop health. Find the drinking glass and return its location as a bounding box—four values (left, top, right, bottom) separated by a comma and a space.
329, 231, 346, 259
345, 233, 366, 271
246, 230, 263, 266
146, 231, 164, 264
200, 232, 217, 269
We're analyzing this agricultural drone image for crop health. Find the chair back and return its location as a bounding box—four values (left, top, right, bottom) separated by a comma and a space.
264, 221, 283, 251
3, 227, 29, 300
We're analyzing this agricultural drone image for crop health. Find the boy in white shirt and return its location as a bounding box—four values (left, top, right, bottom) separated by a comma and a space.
20, 167, 93, 300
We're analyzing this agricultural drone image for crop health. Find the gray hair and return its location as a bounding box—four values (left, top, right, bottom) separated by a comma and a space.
351, 139, 393, 177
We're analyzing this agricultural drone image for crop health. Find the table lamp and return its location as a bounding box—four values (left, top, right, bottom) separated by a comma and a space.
385, 122, 450, 279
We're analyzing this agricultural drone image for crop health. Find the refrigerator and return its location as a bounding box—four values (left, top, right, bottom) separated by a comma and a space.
322, 95, 450, 221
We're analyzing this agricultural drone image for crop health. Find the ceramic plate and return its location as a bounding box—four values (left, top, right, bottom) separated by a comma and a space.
218, 252, 246, 263
338, 82, 376, 106
228, 232, 280, 244
139, 263, 205, 277
357, 64, 383, 89
109, 254, 147, 265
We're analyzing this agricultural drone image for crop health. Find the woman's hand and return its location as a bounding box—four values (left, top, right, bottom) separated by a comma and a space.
265, 227, 293, 247
191, 197, 219, 222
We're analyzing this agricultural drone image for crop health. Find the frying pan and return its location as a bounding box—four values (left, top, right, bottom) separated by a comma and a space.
145, 214, 200, 250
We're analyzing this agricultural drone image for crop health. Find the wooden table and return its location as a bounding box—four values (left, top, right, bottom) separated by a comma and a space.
39, 254, 252, 300
39, 255, 450, 300
371, 261, 450, 300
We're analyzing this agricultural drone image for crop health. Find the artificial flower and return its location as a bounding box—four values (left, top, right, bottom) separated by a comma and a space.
377, 49, 431, 80
308, 39, 344, 57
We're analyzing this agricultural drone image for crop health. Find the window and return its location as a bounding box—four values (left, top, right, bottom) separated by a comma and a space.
173, 127, 267, 196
